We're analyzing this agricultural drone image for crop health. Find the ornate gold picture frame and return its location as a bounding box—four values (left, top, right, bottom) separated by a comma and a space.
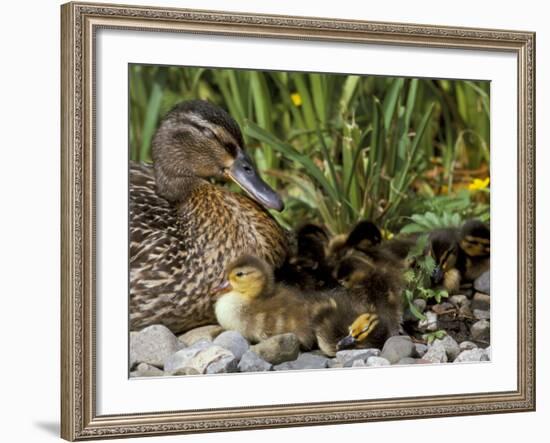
61, 1, 535, 440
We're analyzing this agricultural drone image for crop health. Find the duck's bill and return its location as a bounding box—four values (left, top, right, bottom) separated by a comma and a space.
228, 150, 284, 212
336, 335, 357, 351
431, 266, 444, 285
211, 279, 232, 297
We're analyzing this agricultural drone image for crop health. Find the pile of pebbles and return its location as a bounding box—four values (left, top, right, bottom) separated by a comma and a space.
129, 270, 490, 377
403, 270, 491, 351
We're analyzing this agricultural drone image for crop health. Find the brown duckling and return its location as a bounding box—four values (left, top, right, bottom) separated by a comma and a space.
130, 100, 289, 334
334, 253, 404, 338
326, 221, 381, 266
459, 219, 490, 281
328, 220, 415, 270
334, 311, 392, 352
276, 223, 338, 290
428, 228, 463, 294
428, 220, 490, 293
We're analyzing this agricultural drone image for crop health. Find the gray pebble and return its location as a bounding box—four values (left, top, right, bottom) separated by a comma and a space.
172, 345, 238, 375
178, 325, 224, 346
471, 319, 490, 342
213, 330, 250, 360
132, 363, 164, 377
130, 324, 183, 369
473, 309, 491, 320
459, 341, 478, 351
471, 293, 490, 311
449, 294, 470, 308
422, 341, 448, 363
474, 271, 490, 294
163, 340, 211, 373
336, 349, 380, 367
381, 336, 416, 364
366, 356, 391, 367
432, 335, 460, 361
238, 350, 272, 372
418, 311, 438, 332
250, 333, 300, 365
275, 353, 330, 371
415, 343, 428, 357
454, 348, 490, 363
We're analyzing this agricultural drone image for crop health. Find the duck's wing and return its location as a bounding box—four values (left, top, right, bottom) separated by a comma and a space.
129, 162, 179, 259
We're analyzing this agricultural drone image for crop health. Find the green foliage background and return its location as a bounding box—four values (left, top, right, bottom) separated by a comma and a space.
129, 65, 490, 235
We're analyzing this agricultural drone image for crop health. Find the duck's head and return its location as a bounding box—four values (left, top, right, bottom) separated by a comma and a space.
336, 312, 380, 350
428, 229, 459, 286
152, 100, 284, 211
460, 219, 490, 258
213, 254, 274, 300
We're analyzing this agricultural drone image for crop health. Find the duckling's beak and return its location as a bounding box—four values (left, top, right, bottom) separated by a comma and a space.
431, 266, 444, 285
228, 150, 284, 211
212, 279, 232, 297
336, 335, 357, 351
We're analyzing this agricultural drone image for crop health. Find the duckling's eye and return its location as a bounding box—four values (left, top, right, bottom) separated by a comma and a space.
235, 271, 245, 278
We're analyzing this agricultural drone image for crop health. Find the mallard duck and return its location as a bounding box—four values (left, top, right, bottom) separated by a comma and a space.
459, 219, 490, 281
130, 100, 290, 334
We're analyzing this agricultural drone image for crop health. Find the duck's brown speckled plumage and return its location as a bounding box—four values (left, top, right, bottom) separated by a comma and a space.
129, 100, 289, 334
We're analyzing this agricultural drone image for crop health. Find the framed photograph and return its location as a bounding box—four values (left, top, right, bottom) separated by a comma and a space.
61, 1, 535, 440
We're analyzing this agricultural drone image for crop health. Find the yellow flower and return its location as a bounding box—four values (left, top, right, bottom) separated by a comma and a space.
468, 177, 490, 191
290, 92, 302, 106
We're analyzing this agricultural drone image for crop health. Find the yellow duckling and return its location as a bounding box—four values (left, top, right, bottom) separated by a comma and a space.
212, 255, 333, 351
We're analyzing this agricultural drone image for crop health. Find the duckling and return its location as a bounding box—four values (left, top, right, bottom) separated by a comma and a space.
335, 311, 392, 352
130, 100, 290, 334
212, 254, 338, 350
428, 228, 463, 294
327, 220, 415, 270
326, 221, 381, 266
459, 219, 490, 281
276, 223, 338, 290
335, 253, 404, 337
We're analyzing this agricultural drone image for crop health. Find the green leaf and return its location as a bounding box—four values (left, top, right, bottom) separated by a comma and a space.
408, 301, 427, 321
244, 121, 339, 202
383, 78, 404, 130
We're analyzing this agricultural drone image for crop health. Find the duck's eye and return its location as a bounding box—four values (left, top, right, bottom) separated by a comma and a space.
235, 271, 244, 278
